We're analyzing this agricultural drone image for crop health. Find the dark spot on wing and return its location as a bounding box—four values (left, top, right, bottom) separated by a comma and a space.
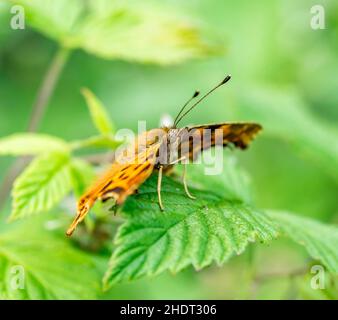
101, 181, 112, 192
140, 163, 151, 173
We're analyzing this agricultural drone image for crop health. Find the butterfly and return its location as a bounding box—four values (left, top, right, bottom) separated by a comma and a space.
66, 75, 262, 236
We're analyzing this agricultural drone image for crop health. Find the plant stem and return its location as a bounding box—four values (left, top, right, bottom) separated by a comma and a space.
28, 47, 70, 131
0, 47, 71, 209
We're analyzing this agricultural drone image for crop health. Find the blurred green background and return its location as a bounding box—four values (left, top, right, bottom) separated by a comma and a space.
0, 0, 337, 299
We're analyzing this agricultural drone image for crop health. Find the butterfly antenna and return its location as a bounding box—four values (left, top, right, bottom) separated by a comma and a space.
173, 90, 200, 127
174, 75, 232, 126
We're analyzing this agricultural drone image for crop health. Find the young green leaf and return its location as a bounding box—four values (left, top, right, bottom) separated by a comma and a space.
0, 215, 103, 299
103, 174, 278, 289
0, 133, 69, 156
81, 88, 114, 135
10, 153, 72, 220
267, 210, 338, 274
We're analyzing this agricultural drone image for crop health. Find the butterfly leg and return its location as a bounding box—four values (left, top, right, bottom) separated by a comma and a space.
169, 156, 196, 200
157, 165, 164, 211
182, 161, 196, 200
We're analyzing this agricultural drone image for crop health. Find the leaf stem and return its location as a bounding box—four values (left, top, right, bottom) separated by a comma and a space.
70, 134, 121, 151
80, 152, 115, 165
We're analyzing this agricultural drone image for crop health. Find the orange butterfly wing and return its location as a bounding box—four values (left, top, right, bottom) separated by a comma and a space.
66, 129, 166, 236
178, 122, 262, 161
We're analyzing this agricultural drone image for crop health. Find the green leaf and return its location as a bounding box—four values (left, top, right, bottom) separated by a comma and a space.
10, 153, 72, 220
11, 0, 220, 64
0, 215, 103, 299
0, 133, 69, 156
238, 87, 338, 182
267, 211, 338, 274
103, 174, 278, 288
77, 0, 220, 64
70, 158, 96, 197
81, 88, 114, 135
